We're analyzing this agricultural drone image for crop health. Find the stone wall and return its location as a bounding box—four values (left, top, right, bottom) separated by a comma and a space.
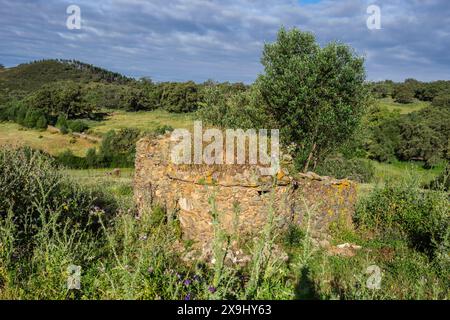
134, 134, 357, 247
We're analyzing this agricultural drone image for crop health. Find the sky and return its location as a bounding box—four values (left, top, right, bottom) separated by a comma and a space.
0, 0, 449, 83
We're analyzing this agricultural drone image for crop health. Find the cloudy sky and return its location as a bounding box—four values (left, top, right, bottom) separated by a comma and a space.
1, 0, 449, 83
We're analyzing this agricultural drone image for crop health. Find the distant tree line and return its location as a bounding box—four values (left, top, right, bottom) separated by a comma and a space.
365, 104, 450, 167
1, 49, 448, 175
0, 66, 247, 132
369, 79, 450, 105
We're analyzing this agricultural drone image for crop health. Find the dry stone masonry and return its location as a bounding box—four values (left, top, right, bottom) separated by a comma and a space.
134, 134, 357, 248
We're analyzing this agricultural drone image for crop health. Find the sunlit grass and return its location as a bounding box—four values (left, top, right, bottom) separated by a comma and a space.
358, 160, 444, 197
0, 122, 96, 156
65, 168, 135, 207
88, 109, 195, 136
371, 160, 443, 185
376, 97, 429, 114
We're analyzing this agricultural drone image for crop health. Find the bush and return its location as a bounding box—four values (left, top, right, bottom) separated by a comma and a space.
427, 164, 449, 191
55, 114, 68, 128
315, 156, 375, 183
0, 100, 49, 129
0, 147, 106, 245
153, 125, 174, 135
60, 126, 68, 134
23, 109, 48, 129
97, 128, 140, 167
55, 149, 87, 169
57, 128, 141, 169
35, 114, 48, 129
432, 94, 450, 108
355, 176, 449, 257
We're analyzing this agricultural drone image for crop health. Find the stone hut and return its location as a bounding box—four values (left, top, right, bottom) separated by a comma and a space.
134, 134, 357, 247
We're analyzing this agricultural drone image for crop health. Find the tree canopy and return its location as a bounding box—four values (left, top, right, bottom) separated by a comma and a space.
257, 27, 369, 171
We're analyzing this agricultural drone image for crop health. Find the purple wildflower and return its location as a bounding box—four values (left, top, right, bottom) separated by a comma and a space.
184, 294, 191, 300
208, 286, 216, 293
183, 279, 192, 286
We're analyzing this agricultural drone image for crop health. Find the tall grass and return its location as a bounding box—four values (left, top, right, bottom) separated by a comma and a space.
0, 148, 448, 300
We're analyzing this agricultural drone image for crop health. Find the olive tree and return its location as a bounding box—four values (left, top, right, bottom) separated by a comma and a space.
257, 27, 369, 171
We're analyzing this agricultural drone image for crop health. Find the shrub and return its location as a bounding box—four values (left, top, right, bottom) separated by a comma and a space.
35, 114, 48, 129
85, 147, 97, 168
15, 103, 27, 126
60, 125, 68, 134
67, 119, 89, 133
154, 125, 174, 135
23, 109, 48, 129
432, 94, 450, 108
427, 164, 449, 191
283, 223, 305, 248
355, 176, 449, 257
315, 156, 375, 183
54, 128, 140, 169
55, 114, 68, 128
0, 147, 106, 245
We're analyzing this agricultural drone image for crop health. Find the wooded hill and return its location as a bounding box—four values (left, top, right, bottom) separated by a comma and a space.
0, 59, 132, 104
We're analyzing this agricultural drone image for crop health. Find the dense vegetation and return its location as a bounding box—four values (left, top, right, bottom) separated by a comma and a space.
0, 26, 449, 300
0, 149, 448, 299
56, 128, 143, 169
365, 104, 449, 167
199, 28, 370, 172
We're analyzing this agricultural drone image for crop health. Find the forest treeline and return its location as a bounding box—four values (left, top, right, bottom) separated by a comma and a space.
0, 59, 247, 129
0, 43, 449, 177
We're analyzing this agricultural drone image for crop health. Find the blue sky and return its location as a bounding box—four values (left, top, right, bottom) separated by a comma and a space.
1, 0, 449, 83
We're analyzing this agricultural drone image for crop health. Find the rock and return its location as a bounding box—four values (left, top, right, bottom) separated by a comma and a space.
336, 242, 362, 250
328, 243, 362, 257
134, 135, 357, 259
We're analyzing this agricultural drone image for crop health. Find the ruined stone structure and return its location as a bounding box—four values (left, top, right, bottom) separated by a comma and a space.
134, 134, 357, 247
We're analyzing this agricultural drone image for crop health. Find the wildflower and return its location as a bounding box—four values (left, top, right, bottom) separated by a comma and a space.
193, 275, 200, 282
208, 286, 216, 293
183, 279, 192, 286
147, 267, 154, 274
139, 234, 148, 241
184, 294, 191, 300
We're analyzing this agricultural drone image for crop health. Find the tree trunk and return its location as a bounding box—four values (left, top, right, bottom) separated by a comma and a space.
303, 142, 316, 173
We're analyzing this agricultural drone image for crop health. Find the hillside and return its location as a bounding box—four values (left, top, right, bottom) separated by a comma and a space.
0, 59, 132, 103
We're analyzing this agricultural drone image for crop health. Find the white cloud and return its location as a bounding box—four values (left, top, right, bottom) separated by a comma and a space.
0, 0, 449, 82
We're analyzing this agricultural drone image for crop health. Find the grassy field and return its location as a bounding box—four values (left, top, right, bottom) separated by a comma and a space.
0, 110, 195, 156
356, 160, 444, 196
66, 168, 135, 208
377, 97, 429, 114
371, 160, 443, 185
1, 127, 448, 300
0, 122, 97, 156
88, 109, 195, 136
